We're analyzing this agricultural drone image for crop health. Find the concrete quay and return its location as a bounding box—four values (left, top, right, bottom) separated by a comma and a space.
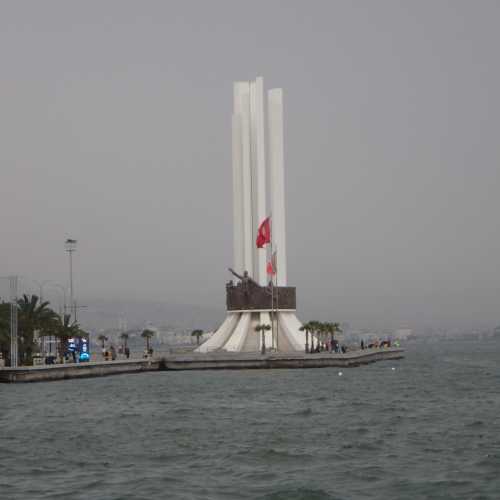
0, 348, 404, 383
161, 348, 404, 370
0, 358, 160, 383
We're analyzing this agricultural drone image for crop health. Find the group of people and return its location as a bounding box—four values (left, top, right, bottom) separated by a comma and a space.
309, 339, 347, 354
102, 344, 131, 361
360, 339, 400, 349
310, 338, 401, 353
102, 345, 117, 361
143, 348, 154, 358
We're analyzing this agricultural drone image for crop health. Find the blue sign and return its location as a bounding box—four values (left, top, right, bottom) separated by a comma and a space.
67, 337, 90, 362
79, 337, 90, 362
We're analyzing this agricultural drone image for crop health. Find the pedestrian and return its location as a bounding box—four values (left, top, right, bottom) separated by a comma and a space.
124, 346, 130, 359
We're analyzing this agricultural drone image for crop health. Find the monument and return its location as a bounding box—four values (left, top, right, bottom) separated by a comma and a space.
196, 77, 306, 353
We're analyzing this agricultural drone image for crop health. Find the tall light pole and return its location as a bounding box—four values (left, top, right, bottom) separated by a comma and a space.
1, 275, 18, 367
9, 276, 18, 367
65, 239, 77, 321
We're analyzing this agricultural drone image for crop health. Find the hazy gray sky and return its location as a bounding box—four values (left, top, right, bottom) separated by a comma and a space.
1, 1, 499, 330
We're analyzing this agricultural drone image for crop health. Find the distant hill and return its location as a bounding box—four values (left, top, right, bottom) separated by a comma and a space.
76, 298, 224, 333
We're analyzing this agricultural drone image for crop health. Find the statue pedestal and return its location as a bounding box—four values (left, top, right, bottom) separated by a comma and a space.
195, 282, 305, 354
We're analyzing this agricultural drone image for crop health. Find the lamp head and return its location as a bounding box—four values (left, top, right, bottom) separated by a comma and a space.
65, 238, 77, 252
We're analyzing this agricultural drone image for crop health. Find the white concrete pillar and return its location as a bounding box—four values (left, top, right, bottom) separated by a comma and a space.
250, 77, 268, 285
268, 88, 287, 285
234, 82, 254, 276
231, 113, 244, 274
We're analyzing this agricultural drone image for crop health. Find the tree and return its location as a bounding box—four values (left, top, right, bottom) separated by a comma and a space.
299, 322, 311, 353
17, 294, 58, 364
317, 322, 327, 348
53, 313, 81, 359
191, 329, 204, 346
97, 334, 108, 350
308, 321, 321, 352
254, 324, 271, 354
327, 322, 342, 352
119, 332, 129, 350
141, 329, 155, 353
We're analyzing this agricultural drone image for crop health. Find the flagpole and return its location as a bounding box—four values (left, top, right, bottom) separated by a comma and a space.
270, 240, 275, 350
275, 246, 279, 352
267, 213, 276, 351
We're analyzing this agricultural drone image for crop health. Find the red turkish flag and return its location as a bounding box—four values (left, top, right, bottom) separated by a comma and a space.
267, 250, 277, 275
256, 217, 271, 248
266, 261, 276, 276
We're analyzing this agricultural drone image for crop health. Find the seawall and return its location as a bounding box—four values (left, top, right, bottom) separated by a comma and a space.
161, 348, 404, 370
0, 359, 159, 383
0, 348, 404, 383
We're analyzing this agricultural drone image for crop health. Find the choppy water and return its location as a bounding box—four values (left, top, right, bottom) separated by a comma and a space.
1, 339, 499, 500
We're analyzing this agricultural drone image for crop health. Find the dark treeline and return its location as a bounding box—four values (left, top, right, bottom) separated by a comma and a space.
0, 294, 88, 366
299, 321, 342, 353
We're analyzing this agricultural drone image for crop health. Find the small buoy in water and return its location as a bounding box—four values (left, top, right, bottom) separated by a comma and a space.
338, 371, 343, 376
391, 367, 396, 371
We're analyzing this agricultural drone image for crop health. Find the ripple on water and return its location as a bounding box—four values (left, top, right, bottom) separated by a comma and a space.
292, 407, 313, 417
261, 487, 343, 500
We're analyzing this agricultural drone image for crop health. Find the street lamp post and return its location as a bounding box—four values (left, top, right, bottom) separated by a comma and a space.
64, 239, 77, 321
1, 275, 18, 367
9, 276, 18, 368
9, 276, 18, 367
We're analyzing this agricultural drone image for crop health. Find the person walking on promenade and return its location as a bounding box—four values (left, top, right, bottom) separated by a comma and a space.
110, 345, 117, 361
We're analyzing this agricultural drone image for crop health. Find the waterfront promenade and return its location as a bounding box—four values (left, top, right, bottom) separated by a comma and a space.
0, 347, 403, 383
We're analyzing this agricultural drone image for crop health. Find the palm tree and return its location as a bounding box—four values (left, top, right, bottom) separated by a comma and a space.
309, 321, 320, 352
141, 329, 155, 353
17, 294, 58, 364
53, 313, 81, 360
318, 322, 327, 350
323, 322, 332, 351
191, 329, 204, 346
299, 322, 311, 353
254, 324, 271, 354
119, 332, 129, 350
307, 321, 315, 352
97, 334, 108, 350
329, 322, 342, 352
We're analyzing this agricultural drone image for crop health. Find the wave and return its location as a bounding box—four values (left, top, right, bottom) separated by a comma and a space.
261, 487, 343, 500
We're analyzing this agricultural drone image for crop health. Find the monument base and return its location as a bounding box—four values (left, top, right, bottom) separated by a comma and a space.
195, 310, 307, 353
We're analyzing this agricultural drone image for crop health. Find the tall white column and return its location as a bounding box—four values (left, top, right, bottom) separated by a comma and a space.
268, 88, 287, 286
250, 77, 267, 285
239, 87, 254, 275
231, 113, 244, 274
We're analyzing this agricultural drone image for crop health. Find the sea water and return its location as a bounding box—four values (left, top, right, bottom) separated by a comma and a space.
1, 339, 499, 500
